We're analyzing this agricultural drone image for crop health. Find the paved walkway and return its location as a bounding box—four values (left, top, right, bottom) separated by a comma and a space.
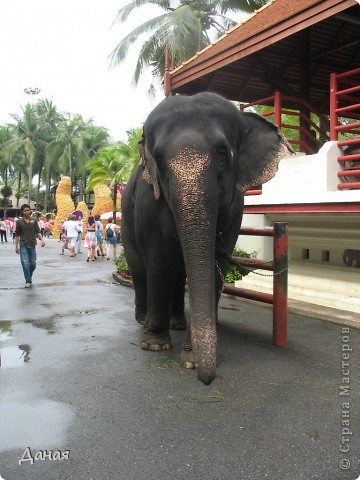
0, 238, 359, 480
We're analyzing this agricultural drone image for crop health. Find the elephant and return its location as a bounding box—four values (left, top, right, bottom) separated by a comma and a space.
121, 92, 293, 385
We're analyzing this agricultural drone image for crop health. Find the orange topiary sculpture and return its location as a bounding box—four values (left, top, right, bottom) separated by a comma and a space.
91, 184, 120, 217
54, 177, 75, 238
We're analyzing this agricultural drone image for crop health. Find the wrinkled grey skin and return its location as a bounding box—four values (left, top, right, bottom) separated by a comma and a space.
121, 92, 292, 385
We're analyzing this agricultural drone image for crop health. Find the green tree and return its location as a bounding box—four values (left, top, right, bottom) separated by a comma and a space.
115, 127, 143, 180
0, 126, 14, 187
5, 104, 47, 203
35, 99, 64, 210
110, 0, 266, 93
87, 146, 129, 221
0, 185, 13, 217
46, 113, 95, 206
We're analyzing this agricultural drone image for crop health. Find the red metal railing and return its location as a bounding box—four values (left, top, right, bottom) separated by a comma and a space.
330, 67, 360, 190
241, 91, 329, 196
222, 222, 288, 347
240, 91, 329, 155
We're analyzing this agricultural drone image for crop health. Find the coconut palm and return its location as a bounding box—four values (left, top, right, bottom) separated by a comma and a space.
109, 0, 267, 92
115, 127, 143, 180
5, 104, 47, 203
87, 146, 129, 221
0, 126, 14, 186
45, 114, 93, 195
34, 100, 64, 211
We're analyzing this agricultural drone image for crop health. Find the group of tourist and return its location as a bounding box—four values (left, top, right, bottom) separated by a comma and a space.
8, 204, 121, 288
0, 216, 17, 243
59, 214, 119, 262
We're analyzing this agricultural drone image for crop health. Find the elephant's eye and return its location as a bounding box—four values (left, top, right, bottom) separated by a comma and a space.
215, 149, 228, 170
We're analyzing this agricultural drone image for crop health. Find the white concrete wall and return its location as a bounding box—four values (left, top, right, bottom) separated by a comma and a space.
245, 141, 360, 206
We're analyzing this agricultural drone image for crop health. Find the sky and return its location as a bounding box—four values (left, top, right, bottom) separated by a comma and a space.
0, 0, 165, 141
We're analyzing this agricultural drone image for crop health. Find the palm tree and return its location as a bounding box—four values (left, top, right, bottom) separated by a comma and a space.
35, 100, 64, 212
46, 114, 94, 207
81, 124, 110, 202
115, 127, 143, 180
109, 0, 267, 92
5, 104, 47, 203
87, 146, 129, 221
0, 126, 13, 187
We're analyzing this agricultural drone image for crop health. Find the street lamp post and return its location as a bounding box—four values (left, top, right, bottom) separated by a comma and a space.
23, 87, 41, 203
24, 87, 41, 104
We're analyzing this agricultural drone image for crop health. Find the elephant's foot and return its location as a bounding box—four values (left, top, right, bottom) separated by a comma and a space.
140, 330, 172, 351
170, 315, 187, 330
135, 309, 146, 325
180, 342, 196, 369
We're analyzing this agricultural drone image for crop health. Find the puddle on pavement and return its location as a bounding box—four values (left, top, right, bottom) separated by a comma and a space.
0, 320, 12, 341
24, 317, 59, 334
36, 278, 113, 287
0, 278, 116, 290
0, 399, 73, 452
0, 321, 31, 368
0, 345, 31, 369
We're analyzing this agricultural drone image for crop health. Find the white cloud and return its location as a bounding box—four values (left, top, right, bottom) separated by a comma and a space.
0, 0, 164, 140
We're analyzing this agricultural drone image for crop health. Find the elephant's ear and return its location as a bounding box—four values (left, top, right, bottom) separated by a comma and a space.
236, 112, 293, 193
138, 136, 161, 200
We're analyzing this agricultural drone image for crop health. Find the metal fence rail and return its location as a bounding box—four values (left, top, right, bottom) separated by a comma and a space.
222, 222, 288, 347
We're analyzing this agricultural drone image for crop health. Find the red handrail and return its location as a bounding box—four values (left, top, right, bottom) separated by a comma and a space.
330, 67, 360, 190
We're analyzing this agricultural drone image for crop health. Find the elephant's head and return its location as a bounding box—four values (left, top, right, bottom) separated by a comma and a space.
140, 92, 292, 385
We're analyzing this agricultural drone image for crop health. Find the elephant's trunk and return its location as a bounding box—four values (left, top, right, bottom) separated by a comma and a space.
168, 148, 218, 385
181, 224, 218, 385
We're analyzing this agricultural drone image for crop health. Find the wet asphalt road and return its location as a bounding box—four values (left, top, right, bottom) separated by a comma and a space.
0, 238, 359, 480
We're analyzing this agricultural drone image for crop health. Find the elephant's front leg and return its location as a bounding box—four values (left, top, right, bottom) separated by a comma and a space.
180, 323, 196, 369
170, 271, 187, 330
140, 270, 175, 351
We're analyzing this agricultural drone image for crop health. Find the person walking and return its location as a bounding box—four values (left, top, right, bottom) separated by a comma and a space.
5, 217, 11, 240
0, 218, 7, 243
105, 218, 118, 261
44, 220, 51, 238
15, 204, 45, 288
84, 215, 98, 262
76, 219, 83, 254
63, 215, 81, 257
94, 215, 105, 257
12, 218, 17, 242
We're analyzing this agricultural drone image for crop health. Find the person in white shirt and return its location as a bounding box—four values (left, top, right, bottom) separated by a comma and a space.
63, 215, 81, 257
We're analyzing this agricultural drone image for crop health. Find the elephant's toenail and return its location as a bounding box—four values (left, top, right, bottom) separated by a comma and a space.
149, 344, 162, 351
183, 361, 195, 369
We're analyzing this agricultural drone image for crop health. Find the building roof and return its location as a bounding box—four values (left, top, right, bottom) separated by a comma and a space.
168, 0, 360, 114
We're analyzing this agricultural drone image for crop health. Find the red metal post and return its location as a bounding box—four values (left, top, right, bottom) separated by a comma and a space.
272, 222, 288, 347
274, 91, 282, 127
330, 72, 338, 141
164, 48, 171, 97
222, 223, 288, 347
